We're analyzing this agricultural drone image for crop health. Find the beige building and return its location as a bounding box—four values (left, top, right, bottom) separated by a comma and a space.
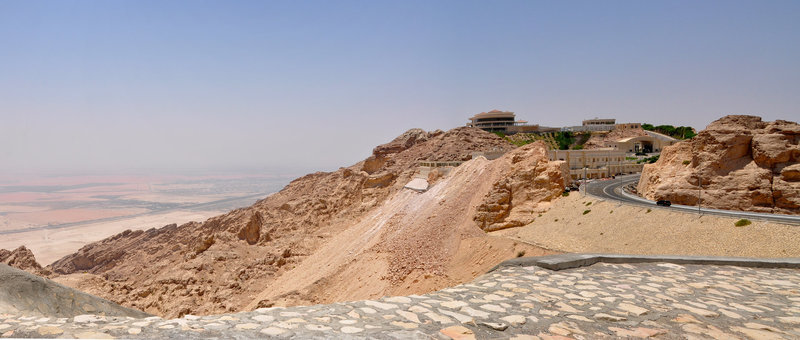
611, 132, 678, 154
549, 149, 644, 180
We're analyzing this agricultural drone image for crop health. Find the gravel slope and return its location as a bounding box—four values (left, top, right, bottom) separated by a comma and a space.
494, 192, 800, 258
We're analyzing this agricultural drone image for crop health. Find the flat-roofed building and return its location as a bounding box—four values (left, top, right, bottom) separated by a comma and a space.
549, 148, 643, 180
582, 118, 616, 126
562, 118, 617, 132
467, 110, 526, 133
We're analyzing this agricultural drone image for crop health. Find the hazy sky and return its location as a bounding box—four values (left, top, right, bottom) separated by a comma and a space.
1, 0, 798, 175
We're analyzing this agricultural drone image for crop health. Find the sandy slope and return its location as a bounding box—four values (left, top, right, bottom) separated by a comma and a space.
494, 192, 800, 257
245, 155, 555, 309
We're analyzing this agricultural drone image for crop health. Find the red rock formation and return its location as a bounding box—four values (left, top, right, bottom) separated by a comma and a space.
638, 115, 800, 214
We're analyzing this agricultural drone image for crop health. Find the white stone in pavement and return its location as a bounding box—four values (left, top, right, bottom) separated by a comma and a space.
252, 315, 274, 323
385, 296, 412, 304
359, 307, 378, 314
409, 305, 431, 313
501, 315, 526, 325
460, 307, 490, 318
438, 309, 474, 323
74, 315, 105, 323
260, 327, 286, 335
396, 310, 420, 323
341, 326, 363, 333
425, 312, 453, 324
390, 321, 418, 329
279, 312, 302, 317
479, 321, 508, 331
441, 300, 468, 309
235, 323, 260, 330
128, 328, 141, 335
484, 294, 506, 301
555, 301, 581, 313
672, 303, 719, 317
364, 300, 398, 310
618, 303, 649, 316
480, 304, 506, 313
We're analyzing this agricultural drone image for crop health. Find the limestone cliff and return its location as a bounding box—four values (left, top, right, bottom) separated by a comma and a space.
638, 115, 800, 214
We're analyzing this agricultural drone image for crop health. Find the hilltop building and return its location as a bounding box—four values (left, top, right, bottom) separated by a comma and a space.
462, 111, 679, 179
562, 118, 617, 132
467, 110, 526, 133
467, 110, 558, 134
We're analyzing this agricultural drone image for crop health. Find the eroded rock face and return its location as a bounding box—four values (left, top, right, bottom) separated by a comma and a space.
238, 213, 262, 245
638, 115, 800, 214
0, 246, 49, 276
474, 141, 570, 231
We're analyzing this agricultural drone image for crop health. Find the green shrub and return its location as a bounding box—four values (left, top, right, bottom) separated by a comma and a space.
583, 209, 591, 215
735, 219, 752, 227
586, 202, 592, 206
646, 208, 652, 213
682, 160, 691, 165
562, 191, 570, 197
516, 250, 526, 257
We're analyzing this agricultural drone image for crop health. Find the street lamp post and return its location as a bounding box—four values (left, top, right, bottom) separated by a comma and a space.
696, 173, 702, 215
583, 167, 587, 197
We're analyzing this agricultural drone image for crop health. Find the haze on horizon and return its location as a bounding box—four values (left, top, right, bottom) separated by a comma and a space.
1, 0, 798, 176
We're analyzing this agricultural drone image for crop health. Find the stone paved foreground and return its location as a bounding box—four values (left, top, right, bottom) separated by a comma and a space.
2, 262, 800, 339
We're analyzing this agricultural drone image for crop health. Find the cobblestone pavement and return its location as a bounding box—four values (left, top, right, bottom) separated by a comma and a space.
2, 262, 799, 339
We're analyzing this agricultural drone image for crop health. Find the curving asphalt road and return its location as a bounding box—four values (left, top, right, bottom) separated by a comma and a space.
584, 174, 800, 226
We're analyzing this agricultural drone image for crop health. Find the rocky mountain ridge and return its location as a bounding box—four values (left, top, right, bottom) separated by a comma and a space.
43, 127, 564, 318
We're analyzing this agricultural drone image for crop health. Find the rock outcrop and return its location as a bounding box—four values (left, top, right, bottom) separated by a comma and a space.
0, 246, 49, 277
474, 142, 570, 231
638, 115, 800, 214
46, 127, 539, 318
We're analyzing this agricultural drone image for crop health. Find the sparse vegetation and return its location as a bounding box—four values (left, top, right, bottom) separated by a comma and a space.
609, 210, 613, 214
735, 219, 752, 227
586, 202, 592, 206
642, 123, 697, 139
516, 250, 526, 257
682, 160, 691, 165
646, 208, 652, 213
583, 209, 591, 215
638, 155, 660, 164
626, 157, 637, 161
562, 191, 570, 197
